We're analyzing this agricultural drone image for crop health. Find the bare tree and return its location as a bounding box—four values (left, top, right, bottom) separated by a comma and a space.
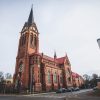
0, 71, 4, 82
91, 73, 98, 87
92, 74, 98, 79
5, 73, 12, 79
83, 74, 91, 81
0, 71, 4, 93
83, 74, 91, 88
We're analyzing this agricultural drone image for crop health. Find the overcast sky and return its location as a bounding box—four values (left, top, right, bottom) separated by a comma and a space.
0, 0, 100, 76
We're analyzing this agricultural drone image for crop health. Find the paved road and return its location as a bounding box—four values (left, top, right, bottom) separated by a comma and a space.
0, 95, 63, 100
27, 89, 92, 99
0, 89, 97, 100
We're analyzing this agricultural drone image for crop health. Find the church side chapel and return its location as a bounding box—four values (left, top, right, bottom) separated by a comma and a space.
13, 7, 82, 92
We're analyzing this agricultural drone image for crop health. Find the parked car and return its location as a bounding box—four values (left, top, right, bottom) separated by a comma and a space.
70, 87, 74, 91
74, 87, 80, 91
66, 87, 74, 92
56, 88, 67, 93
66, 88, 72, 92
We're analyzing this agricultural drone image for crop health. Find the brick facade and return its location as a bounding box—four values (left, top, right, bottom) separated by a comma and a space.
13, 7, 83, 92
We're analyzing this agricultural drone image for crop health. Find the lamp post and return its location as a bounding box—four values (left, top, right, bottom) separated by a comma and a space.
97, 38, 100, 48
97, 38, 100, 89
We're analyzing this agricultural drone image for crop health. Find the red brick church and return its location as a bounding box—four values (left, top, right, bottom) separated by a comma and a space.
13, 7, 82, 92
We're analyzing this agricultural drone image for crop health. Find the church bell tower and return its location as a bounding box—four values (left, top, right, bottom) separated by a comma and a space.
18, 7, 39, 57
14, 7, 39, 89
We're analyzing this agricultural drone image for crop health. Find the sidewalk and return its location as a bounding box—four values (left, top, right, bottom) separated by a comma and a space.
26, 91, 56, 96
0, 91, 56, 96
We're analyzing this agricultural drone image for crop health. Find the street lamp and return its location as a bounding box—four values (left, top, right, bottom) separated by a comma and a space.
97, 38, 100, 48
97, 38, 100, 89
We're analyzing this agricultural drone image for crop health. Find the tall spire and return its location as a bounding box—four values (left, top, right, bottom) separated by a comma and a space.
54, 51, 57, 59
65, 52, 67, 57
28, 4, 34, 26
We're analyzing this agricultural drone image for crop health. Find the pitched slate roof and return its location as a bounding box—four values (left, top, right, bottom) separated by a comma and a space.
27, 7, 34, 26
42, 55, 54, 62
56, 57, 66, 64
30, 52, 67, 64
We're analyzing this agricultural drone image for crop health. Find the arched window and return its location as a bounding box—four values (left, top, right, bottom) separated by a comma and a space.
68, 77, 71, 81
66, 68, 70, 76
48, 71, 51, 83
23, 34, 26, 44
68, 77, 71, 84
30, 33, 33, 45
34, 35, 37, 47
54, 72, 57, 83
19, 62, 24, 72
68, 68, 70, 73
60, 73, 63, 83
21, 34, 26, 46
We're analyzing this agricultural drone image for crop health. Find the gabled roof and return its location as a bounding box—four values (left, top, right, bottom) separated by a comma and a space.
56, 57, 66, 64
